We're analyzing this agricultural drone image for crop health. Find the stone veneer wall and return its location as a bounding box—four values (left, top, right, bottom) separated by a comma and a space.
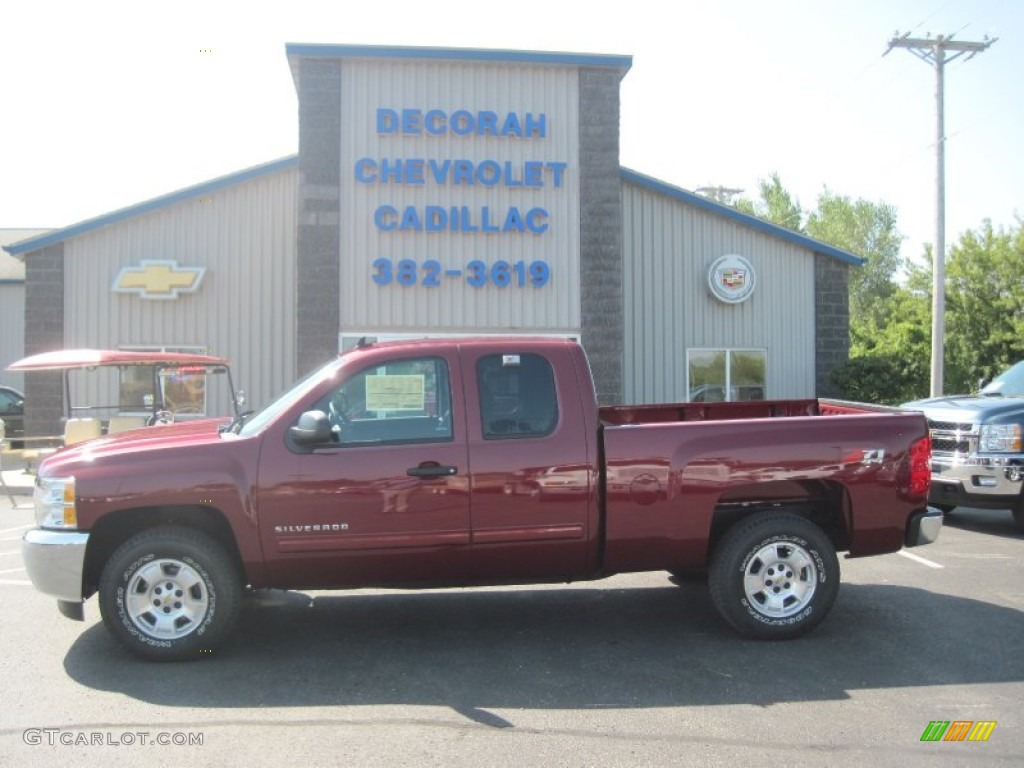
578, 68, 624, 406
295, 57, 342, 376
814, 253, 851, 397
23, 243, 65, 436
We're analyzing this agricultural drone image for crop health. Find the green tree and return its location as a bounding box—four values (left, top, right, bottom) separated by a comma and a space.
806, 191, 902, 321
944, 218, 1024, 393
734, 172, 803, 232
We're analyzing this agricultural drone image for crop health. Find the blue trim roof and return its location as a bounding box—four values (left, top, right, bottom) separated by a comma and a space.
620, 168, 865, 266
3, 156, 299, 257
285, 43, 632, 71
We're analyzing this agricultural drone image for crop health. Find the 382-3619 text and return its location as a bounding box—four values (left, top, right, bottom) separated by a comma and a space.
371, 258, 551, 288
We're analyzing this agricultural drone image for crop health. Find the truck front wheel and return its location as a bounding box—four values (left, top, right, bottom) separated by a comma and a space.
98, 527, 242, 661
1013, 496, 1024, 531
708, 512, 839, 640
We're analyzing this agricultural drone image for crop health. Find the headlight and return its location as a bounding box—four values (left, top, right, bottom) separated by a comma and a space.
979, 424, 1022, 453
34, 476, 77, 529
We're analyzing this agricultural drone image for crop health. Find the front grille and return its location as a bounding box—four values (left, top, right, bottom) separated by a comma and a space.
927, 419, 977, 458
929, 420, 975, 432
932, 437, 971, 454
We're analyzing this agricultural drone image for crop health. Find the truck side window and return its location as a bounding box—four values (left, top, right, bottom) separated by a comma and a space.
315, 356, 453, 445
477, 353, 558, 439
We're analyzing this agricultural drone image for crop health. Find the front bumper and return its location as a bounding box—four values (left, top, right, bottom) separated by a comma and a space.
905, 507, 943, 547
22, 529, 89, 605
930, 453, 1024, 508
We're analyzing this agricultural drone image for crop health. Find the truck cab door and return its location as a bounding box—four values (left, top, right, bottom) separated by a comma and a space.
256, 350, 471, 587
461, 346, 595, 580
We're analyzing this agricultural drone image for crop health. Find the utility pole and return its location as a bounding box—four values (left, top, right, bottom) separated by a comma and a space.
885, 32, 996, 397
696, 186, 744, 205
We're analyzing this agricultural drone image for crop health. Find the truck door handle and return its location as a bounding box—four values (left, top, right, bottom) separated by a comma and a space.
407, 464, 458, 477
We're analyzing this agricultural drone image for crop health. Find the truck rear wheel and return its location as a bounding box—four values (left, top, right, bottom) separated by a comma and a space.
708, 512, 839, 639
98, 527, 242, 661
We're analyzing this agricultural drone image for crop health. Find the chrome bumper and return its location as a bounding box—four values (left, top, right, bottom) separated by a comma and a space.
22, 529, 89, 606
905, 507, 943, 547
931, 454, 1024, 498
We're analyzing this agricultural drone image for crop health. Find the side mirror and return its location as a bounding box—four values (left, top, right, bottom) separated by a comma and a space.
977, 377, 989, 392
288, 410, 332, 445
235, 390, 247, 410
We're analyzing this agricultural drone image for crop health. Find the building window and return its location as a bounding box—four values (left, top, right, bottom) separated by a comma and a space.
687, 349, 766, 402
316, 356, 453, 445
477, 353, 559, 439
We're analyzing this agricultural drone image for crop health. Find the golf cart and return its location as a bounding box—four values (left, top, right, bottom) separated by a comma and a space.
7, 348, 244, 443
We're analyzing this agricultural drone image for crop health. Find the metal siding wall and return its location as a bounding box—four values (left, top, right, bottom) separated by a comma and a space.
0, 284, 25, 390
339, 60, 580, 334
64, 168, 298, 415
623, 182, 816, 404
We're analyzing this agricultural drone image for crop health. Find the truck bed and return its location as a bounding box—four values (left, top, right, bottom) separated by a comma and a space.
597, 397, 929, 573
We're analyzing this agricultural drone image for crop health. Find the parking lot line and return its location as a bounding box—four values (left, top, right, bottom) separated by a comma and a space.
897, 549, 944, 569
0, 524, 32, 535
0, 567, 25, 574
0, 550, 24, 558
0, 579, 31, 586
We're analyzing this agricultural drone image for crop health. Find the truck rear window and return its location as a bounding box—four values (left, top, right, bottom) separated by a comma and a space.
477, 353, 558, 439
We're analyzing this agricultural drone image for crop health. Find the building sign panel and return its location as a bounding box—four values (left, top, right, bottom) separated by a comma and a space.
339, 61, 581, 333
707, 254, 756, 304
112, 260, 205, 300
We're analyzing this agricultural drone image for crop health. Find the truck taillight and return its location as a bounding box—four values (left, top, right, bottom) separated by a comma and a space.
909, 436, 931, 496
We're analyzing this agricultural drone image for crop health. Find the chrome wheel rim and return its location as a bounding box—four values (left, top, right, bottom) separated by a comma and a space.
743, 541, 818, 618
125, 558, 209, 639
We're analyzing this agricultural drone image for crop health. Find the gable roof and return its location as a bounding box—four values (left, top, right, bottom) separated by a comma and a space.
621, 167, 865, 266
285, 43, 632, 71
2, 156, 299, 257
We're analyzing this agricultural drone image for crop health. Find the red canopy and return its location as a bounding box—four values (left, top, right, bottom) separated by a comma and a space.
7, 349, 230, 371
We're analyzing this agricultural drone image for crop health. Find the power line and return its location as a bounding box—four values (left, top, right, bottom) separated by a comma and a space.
885, 32, 997, 397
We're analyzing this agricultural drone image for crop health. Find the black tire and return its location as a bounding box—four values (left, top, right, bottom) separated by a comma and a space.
98, 527, 242, 661
708, 512, 839, 640
1013, 497, 1024, 532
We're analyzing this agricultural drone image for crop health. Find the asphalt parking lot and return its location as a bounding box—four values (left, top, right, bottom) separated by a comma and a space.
0, 491, 1020, 767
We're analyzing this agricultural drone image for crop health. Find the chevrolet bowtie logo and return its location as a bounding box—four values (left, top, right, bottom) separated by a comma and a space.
112, 260, 206, 300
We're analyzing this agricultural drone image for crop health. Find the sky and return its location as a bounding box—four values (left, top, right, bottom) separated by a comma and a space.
1, 0, 1020, 265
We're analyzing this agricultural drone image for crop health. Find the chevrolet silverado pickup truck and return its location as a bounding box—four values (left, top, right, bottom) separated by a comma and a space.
22, 337, 940, 660
904, 359, 1024, 530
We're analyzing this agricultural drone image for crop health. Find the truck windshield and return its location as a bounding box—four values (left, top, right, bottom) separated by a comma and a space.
236, 360, 340, 437
980, 361, 1024, 397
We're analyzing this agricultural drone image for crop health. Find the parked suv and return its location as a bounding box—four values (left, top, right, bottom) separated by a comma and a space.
903, 360, 1024, 530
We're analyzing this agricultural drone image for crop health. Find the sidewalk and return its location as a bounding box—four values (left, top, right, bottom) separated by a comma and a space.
1, 454, 36, 498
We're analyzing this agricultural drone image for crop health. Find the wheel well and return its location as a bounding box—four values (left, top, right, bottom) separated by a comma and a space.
83, 505, 245, 597
707, 481, 850, 564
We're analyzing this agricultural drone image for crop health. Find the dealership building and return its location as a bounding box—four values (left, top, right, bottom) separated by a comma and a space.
3, 44, 861, 436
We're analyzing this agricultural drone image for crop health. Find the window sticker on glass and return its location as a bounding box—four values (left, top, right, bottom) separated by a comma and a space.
365, 374, 425, 411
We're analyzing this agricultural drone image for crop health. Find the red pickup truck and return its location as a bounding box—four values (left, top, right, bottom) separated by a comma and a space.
22, 337, 940, 660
